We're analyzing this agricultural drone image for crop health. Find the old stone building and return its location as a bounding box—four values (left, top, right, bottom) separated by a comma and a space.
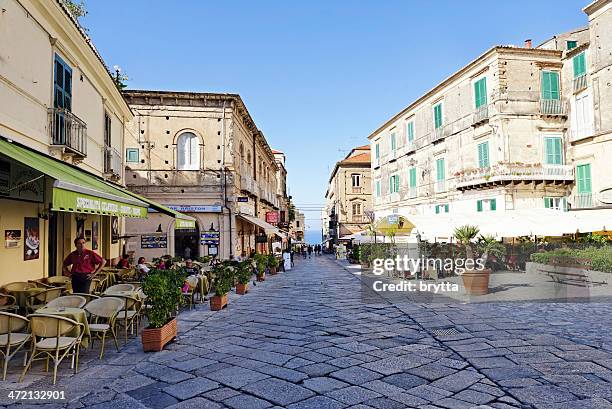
122, 91, 287, 260
324, 146, 372, 244
369, 0, 612, 228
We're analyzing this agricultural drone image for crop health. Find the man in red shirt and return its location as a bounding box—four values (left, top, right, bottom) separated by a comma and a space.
62, 237, 106, 294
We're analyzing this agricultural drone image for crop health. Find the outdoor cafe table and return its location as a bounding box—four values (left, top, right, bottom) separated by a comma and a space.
9, 287, 45, 310
191, 275, 209, 303
35, 307, 91, 348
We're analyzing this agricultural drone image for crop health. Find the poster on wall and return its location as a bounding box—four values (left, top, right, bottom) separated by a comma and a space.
92, 221, 99, 250
24, 217, 40, 261
111, 216, 119, 244
4, 230, 22, 248
76, 218, 85, 239
141, 234, 167, 249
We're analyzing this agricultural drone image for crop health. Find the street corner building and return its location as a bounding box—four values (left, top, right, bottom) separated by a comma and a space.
367, 0, 612, 240
0, 0, 193, 285
121, 91, 291, 260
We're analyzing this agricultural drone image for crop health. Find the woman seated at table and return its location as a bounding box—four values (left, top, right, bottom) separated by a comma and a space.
185, 259, 200, 275
115, 254, 130, 269
136, 257, 150, 280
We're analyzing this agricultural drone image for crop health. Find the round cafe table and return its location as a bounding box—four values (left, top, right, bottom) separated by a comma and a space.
9, 287, 45, 311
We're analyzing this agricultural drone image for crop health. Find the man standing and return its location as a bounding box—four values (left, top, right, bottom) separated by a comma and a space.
62, 237, 106, 294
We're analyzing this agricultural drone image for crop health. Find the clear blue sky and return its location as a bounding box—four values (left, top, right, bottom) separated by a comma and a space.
82, 0, 587, 232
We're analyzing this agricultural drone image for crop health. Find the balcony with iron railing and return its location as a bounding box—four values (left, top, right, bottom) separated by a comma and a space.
352, 215, 364, 223
351, 186, 363, 194
103, 147, 122, 180
573, 74, 587, 93
472, 104, 490, 126
48, 107, 87, 157
571, 193, 594, 209
435, 179, 446, 193
431, 125, 449, 143
240, 174, 256, 194
407, 187, 417, 199
374, 196, 382, 206
456, 162, 574, 190
539, 99, 568, 116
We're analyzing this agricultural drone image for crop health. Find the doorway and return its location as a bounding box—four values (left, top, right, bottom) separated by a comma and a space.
174, 224, 200, 259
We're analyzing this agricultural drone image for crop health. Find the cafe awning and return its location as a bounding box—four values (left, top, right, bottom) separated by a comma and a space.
238, 214, 280, 235
0, 139, 148, 217
116, 190, 196, 229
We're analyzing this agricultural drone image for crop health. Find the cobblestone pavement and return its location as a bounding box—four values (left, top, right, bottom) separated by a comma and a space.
2, 255, 612, 408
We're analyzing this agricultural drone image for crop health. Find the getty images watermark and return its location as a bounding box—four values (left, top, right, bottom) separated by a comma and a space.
369, 255, 486, 294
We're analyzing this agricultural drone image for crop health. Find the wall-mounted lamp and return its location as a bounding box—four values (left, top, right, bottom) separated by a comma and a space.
156, 224, 163, 233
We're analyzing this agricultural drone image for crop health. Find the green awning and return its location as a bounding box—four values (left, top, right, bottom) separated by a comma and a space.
112, 188, 197, 229
0, 139, 148, 218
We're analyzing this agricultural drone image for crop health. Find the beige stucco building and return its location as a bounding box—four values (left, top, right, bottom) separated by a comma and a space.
369, 0, 612, 232
122, 90, 288, 260
324, 146, 372, 244
0, 0, 149, 285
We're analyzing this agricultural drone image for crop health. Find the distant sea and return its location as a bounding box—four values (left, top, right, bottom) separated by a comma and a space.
304, 230, 322, 244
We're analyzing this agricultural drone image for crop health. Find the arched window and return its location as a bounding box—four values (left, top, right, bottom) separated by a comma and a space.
177, 132, 200, 170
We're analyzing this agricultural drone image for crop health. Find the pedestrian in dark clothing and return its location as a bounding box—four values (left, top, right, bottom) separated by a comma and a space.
307, 245, 312, 258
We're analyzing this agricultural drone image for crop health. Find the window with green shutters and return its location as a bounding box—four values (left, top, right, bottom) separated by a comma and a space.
477, 141, 490, 168
474, 77, 487, 108
390, 133, 397, 152
477, 200, 483, 212
375, 143, 380, 164
567, 40, 577, 50
435, 204, 449, 214
490, 198, 496, 211
406, 121, 414, 142
573, 52, 586, 78
409, 167, 417, 188
433, 103, 443, 129
544, 137, 563, 165
477, 199, 496, 212
541, 71, 560, 100
577, 164, 592, 193
389, 174, 399, 194
544, 197, 567, 210
375, 180, 381, 197
436, 158, 445, 181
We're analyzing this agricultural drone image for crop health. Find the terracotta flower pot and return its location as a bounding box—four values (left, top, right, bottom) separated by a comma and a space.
461, 268, 491, 295
210, 293, 228, 311
236, 283, 248, 295
257, 273, 266, 282
141, 318, 177, 352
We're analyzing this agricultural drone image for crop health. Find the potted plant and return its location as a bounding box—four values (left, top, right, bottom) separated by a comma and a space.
235, 260, 252, 295
210, 264, 234, 310
478, 234, 506, 271
254, 254, 267, 281
453, 225, 490, 295
268, 254, 280, 274
141, 268, 186, 352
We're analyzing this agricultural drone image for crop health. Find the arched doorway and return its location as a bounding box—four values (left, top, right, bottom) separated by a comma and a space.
174, 222, 200, 259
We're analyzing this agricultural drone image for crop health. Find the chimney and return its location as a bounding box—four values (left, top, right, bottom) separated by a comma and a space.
524, 39, 532, 49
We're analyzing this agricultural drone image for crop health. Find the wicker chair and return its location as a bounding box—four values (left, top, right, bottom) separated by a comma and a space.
3, 282, 35, 292
71, 293, 100, 304
20, 314, 83, 385
45, 296, 87, 309
46, 276, 72, 292
105, 284, 135, 293
182, 276, 199, 310
85, 297, 123, 359
0, 293, 18, 313
25, 287, 65, 314
0, 312, 31, 380
111, 295, 141, 345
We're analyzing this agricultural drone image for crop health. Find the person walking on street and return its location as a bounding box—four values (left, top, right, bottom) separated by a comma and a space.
62, 237, 106, 294
307, 245, 312, 258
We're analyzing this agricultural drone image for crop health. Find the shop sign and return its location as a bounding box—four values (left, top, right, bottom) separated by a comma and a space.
141, 234, 168, 249
255, 233, 268, 243
53, 188, 147, 218
165, 205, 222, 213
175, 218, 196, 229
237, 197, 249, 203
265, 211, 279, 224
0, 159, 44, 202
201, 231, 220, 245
4, 230, 21, 248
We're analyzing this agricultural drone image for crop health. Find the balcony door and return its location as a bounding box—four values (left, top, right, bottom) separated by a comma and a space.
53, 54, 72, 145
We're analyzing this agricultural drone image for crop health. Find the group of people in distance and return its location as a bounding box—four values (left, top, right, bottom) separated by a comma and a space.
295, 244, 322, 259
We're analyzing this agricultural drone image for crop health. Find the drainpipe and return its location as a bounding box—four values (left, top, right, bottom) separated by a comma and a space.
221, 100, 233, 258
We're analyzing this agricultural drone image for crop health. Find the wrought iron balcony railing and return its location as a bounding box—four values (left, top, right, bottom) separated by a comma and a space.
103, 147, 122, 178
573, 74, 587, 93
48, 107, 87, 156
456, 163, 574, 189
539, 99, 568, 116
472, 105, 489, 125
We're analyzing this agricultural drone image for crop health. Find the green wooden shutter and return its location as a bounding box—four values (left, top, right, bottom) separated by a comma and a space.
573, 53, 586, 78
409, 168, 416, 188
407, 122, 414, 142
395, 174, 400, 192
391, 133, 396, 151
435, 205, 440, 214
478, 142, 489, 168
542, 71, 560, 100
474, 78, 487, 108
544, 197, 551, 208
490, 199, 496, 211
434, 104, 443, 129
577, 164, 592, 193
436, 158, 445, 181
567, 40, 577, 50
445, 204, 449, 213
477, 200, 483, 212
544, 137, 562, 165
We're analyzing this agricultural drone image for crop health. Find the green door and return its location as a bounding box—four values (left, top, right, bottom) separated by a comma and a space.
544, 137, 562, 165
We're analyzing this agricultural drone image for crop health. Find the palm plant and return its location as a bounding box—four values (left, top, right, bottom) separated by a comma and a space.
478, 235, 506, 267
453, 225, 480, 260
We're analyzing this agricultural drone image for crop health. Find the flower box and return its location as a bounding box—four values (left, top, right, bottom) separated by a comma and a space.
141, 318, 177, 352
210, 293, 228, 311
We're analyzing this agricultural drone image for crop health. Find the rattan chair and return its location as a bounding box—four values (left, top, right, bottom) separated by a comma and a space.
0, 293, 18, 313
20, 314, 83, 385
112, 295, 141, 345
46, 276, 71, 291
85, 297, 123, 359
105, 284, 135, 293
25, 287, 65, 314
45, 296, 87, 309
71, 293, 100, 304
182, 276, 199, 310
0, 312, 31, 380
3, 282, 35, 292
